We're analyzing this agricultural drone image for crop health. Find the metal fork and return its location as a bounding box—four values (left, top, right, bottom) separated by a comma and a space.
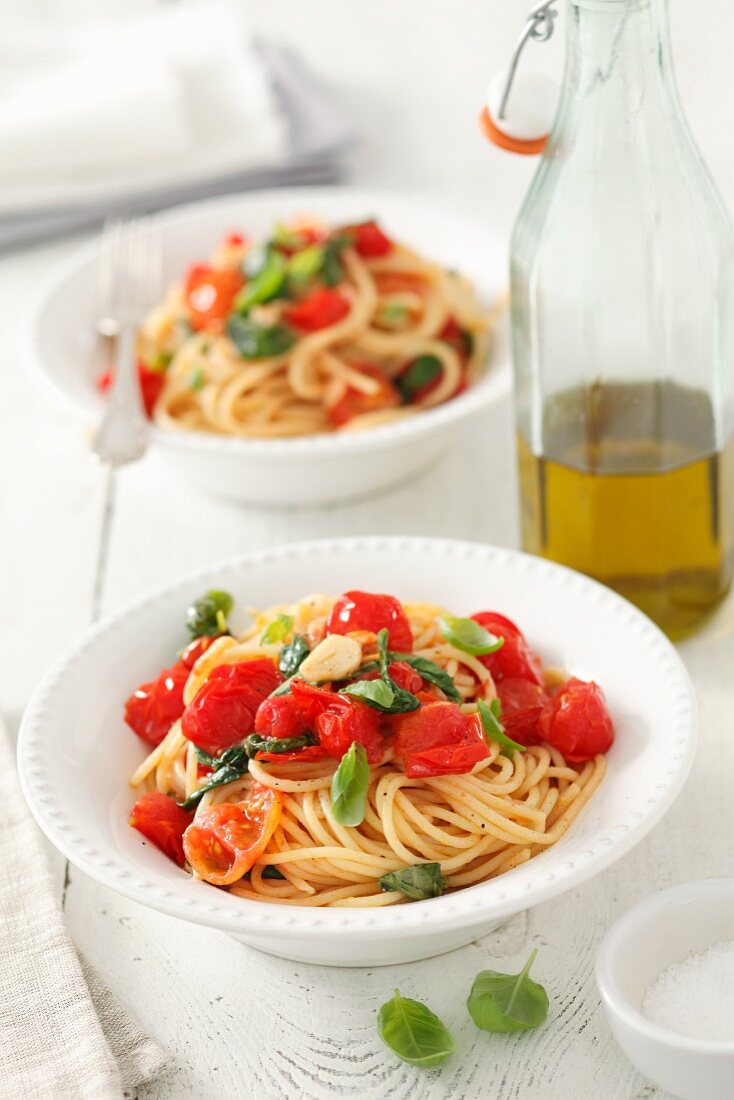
91, 218, 160, 467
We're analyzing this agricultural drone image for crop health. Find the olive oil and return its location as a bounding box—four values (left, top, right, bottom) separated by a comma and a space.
518, 383, 734, 638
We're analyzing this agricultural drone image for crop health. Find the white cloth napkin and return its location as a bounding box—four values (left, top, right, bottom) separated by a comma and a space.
0, 715, 168, 1100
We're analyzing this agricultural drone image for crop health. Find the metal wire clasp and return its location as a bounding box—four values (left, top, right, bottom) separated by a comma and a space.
498, 0, 559, 120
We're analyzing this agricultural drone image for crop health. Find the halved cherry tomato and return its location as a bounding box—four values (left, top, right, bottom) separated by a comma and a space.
255, 745, 330, 764
255, 694, 313, 741
471, 611, 544, 685
290, 680, 385, 763
184, 263, 243, 331
180, 635, 216, 670
283, 288, 350, 332
96, 362, 165, 419
538, 677, 614, 763
326, 590, 413, 652
346, 220, 393, 258
129, 792, 193, 867
182, 783, 281, 885
327, 363, 400, 426
181, 658, 282, 756
356, 660, 423, 695
124, 660, 189, 747
497, 678, 550, 746
392, 701, 488, 777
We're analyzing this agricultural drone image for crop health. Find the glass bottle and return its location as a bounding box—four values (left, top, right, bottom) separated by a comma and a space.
511, 0, 734, 639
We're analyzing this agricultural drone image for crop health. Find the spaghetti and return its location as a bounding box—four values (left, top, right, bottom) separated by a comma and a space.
126, 589, 612, 908
126, 219, 495, 438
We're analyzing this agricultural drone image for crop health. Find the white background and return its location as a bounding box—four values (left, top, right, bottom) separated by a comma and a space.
3, 2, 734, 1098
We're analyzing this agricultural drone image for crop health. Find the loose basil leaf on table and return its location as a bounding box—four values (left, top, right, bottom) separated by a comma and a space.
185, 589, 234, 639
227, 315, 296, 360
243, 732, 319, 759
178, 745, 248, 811
477, 698, 525, 757
278, 634, 310, 679
379, 862, 447, 900
438, 615, 504, 657
396, 355, 443, 402
260, 614, 294, 645
341, 678, 396, 710
377, 989, 455, 1068
467, 949, 549, 1033
330, 741, 369, 826
387, 650, 462, 703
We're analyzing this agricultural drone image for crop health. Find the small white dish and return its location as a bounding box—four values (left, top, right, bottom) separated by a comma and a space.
18, 537, 695, 966
23, 187, 510, 506
597, 880, 734, 1100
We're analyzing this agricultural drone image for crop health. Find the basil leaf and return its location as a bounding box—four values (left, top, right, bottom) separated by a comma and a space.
278, 634, 310, 679
261, 864, 285, 880
288, 243, 325, 281
438, 615, 504, 656
396, 355, 443, 402
242, 244, 273, 278
243, 732, 318, 759
235, 250, 287, 312
320, 234, 353, 286
467, 950, 549, 1033
227, 315, 296, 360
271, 222, 306, 251
260, 614, 294, 645
189, 366, 204, 391
340, 678, 396, 710
377, 302, 409, 328
477, 698, 525, 757
330, 741, 369, 826
185, 589, 234, 639
388, 651, 462, 703
178, 745, 248, 811
379, 862, 447, 900
377, 989, 455, 1068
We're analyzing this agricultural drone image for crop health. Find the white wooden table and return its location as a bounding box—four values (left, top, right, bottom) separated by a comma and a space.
4, 3, 734, 1096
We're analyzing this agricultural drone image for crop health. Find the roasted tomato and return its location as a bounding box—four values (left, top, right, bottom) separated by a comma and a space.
439, 317, 472, 364
496, 678, 550, 746
346, 220, 393, 258
327, 363, 400, 427
326, 590, 414, 652
356, 660, 423, 695
538, 677, 614, 763
129, 792, 193, 868
182, 783, 281, 885
124, 660, 189, 747
184, 263, 243, 331
180, 636, 216, 670
255, 694, 313, 741
392, 701, 488, 777
290, 680, 385, 763
181, 659, 282, 755
96, 362, 165, 419
471, 611, 543, 685
283, 287, 350, 332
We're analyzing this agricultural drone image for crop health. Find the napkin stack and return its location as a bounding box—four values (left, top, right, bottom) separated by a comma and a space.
0, 713, 167, 1099
0, 0, 353, 249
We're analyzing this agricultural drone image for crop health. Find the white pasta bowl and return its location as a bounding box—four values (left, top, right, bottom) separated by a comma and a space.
23, 187, 510, 506
18, 538, 696, 966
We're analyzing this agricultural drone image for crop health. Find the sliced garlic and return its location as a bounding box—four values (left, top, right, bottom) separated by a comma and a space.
298, 634, 363, 684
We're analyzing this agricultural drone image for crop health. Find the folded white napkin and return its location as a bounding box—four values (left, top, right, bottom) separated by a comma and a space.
0, 715, 167, 1100
0, 0, 289, 211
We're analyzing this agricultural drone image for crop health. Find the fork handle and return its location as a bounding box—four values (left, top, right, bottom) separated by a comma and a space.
108, 323, 144, 418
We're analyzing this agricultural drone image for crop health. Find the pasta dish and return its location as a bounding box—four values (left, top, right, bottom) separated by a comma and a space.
126, 588, 613, 907
99, 219, 494, 437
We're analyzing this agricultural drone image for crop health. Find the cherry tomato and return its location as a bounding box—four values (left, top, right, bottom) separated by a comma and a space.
180, 636, 216, 670
356, 660, 423, 695
496, 678, 550, 746
439, 317, 472, 364
181, 659, 282, 756
124, 660, 189, 747
255, 745, 330, 764
346, 220, 393, 258
182, 783, 281, 885
326, 590, 413, 653
255, 694, 313, 741
184, 263, 243, 332
471, 611, 544, 685
290, 680, 385, 763
224, 231, 245, 246
538, 678, 614, 763
373, 271, 426, 296
328, 363, 400, 426
283, 288, 350, 332
391, 701, 488, 777
96, 362, 165, 419
129, 792, 193, 867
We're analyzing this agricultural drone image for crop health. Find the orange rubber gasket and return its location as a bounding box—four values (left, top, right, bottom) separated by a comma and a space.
479, 107, 548, 156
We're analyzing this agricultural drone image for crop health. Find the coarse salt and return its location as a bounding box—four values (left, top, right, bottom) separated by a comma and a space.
642, 940, 734, 1043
